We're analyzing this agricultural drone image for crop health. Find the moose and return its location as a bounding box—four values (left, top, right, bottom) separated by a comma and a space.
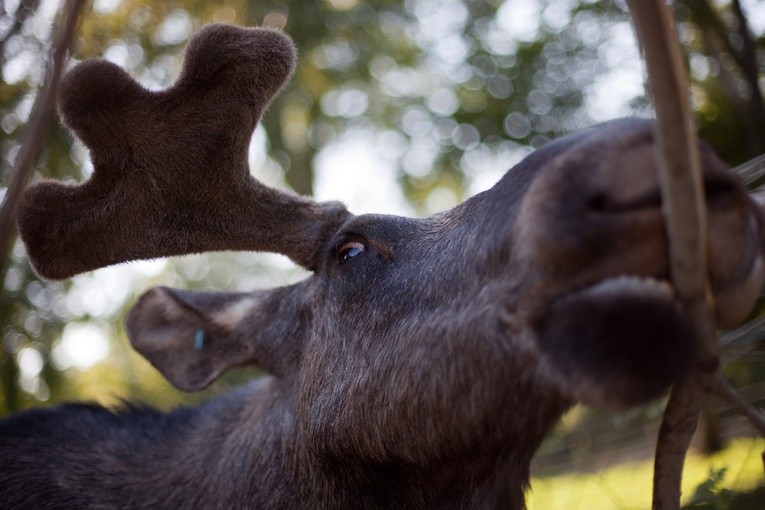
1, 23, 764, 509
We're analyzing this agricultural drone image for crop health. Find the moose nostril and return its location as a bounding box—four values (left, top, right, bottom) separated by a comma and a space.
704, 175, 739, 208
587, 176, 740, 215
586, 190, 662, 214
587, 193, 609, 212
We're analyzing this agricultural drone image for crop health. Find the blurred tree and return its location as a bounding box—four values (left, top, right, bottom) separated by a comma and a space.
677, 0, 765, 165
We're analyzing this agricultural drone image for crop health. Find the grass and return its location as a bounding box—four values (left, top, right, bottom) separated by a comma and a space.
527, 438, 764, 509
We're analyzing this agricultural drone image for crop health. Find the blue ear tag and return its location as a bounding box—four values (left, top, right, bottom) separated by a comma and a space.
194, 328, 205, 350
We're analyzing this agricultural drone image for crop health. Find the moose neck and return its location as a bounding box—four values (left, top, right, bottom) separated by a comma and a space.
173, 372, 569, 509
122, 370, 566, 509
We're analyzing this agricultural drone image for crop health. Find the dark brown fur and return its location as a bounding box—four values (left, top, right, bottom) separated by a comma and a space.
17, 24, 347, 278
3, 24, 765, 509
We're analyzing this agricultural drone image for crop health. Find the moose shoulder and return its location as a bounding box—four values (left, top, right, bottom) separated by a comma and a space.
2, 24, 763, 510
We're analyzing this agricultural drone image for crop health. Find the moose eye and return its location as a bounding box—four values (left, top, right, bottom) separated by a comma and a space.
337, 241, 366, 264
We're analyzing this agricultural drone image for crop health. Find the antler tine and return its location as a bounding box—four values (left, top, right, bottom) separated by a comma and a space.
17, 24, 349, 280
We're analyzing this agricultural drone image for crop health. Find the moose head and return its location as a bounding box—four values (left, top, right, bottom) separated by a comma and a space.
4, 24, 764, 509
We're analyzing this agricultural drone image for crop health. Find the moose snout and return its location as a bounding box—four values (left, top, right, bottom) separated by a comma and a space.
514, 128, 764, 328
582, 164, 739, 216
505, 121, 765, 409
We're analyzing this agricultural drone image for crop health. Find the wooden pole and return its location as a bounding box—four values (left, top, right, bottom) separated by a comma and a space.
0, 0, 87, 281
625, 1, 718, 508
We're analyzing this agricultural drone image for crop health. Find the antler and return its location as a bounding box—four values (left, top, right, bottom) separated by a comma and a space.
17, 24, 349, 280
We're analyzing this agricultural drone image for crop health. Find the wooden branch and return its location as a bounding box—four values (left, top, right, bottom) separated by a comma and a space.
623, 0, 765, 503
732, 153, 765, 187
713, 380, 765, 438
0, 0, 87, 281
714, 378, 765, 472
627, 1, 708, 303
625, 1, 720, 509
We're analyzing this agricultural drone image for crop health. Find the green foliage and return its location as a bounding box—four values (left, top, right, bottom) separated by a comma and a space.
684, 466, 765, 510
529, 438, 765, 509
687, 467, 735, 509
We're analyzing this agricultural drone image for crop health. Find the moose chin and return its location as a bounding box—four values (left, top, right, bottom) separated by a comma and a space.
2, 24, 764, 510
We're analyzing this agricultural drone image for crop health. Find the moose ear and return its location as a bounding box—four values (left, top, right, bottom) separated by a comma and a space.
126, 285, 305, 391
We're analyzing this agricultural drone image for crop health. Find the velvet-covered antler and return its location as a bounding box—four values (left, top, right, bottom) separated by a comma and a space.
17, 24, 349, 280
